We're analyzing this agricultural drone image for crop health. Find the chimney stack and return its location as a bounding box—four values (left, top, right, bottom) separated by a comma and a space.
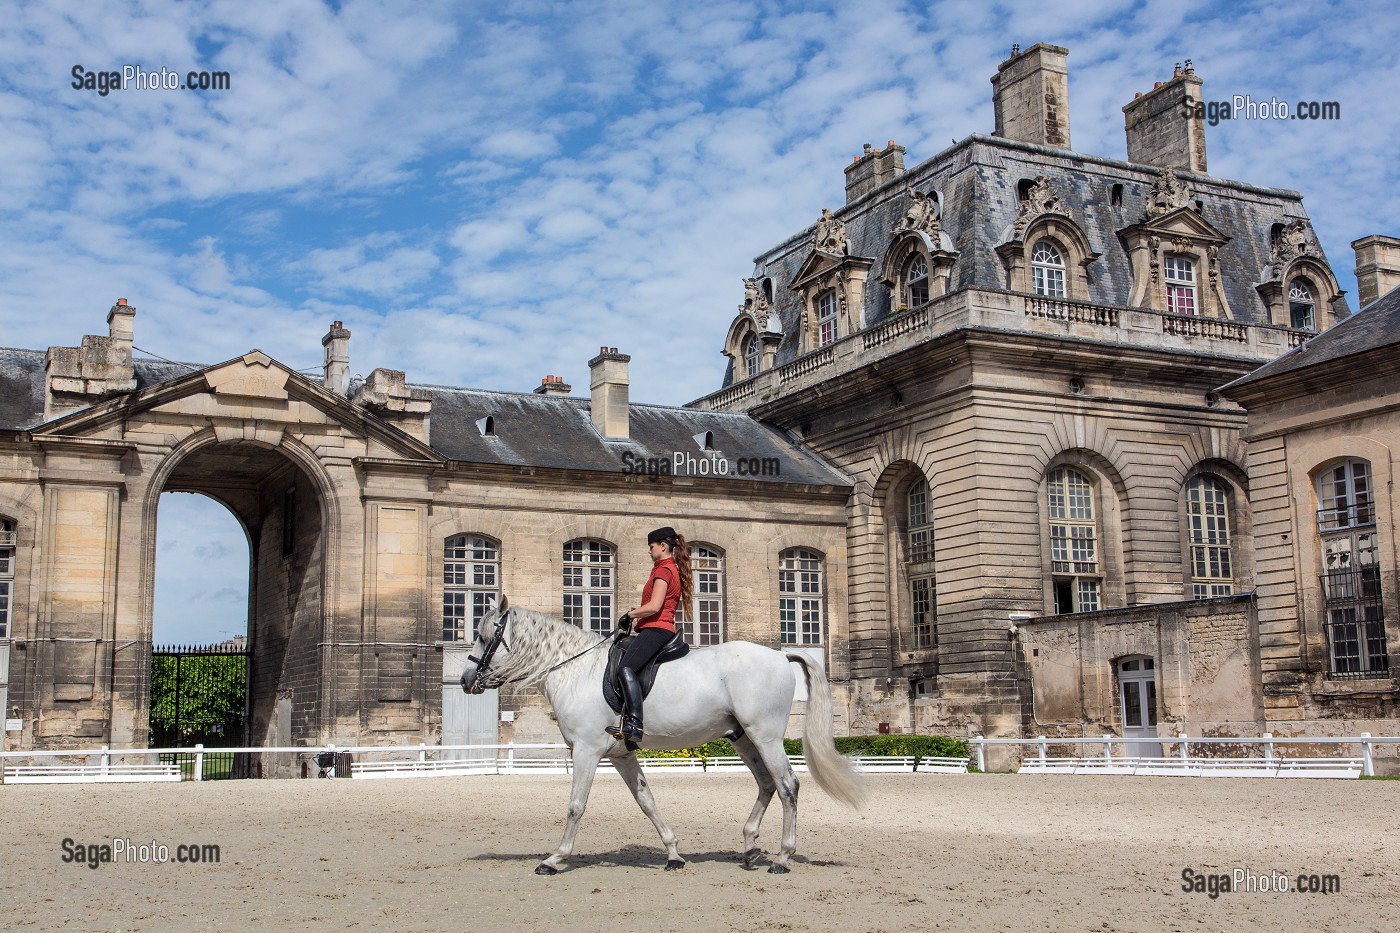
1352, 234, 1400, 308
844, 140, 906, 203
588, 346, 630, 438
1123, 61, 1207, 174
43, 299, 138, 420
321, 320, 350, 394
991, 43, 1071, 149
534, 374, 573, 396
107, 298, 134, 366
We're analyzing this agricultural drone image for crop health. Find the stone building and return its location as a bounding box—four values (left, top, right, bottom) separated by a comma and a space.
2, 44, 1397, 760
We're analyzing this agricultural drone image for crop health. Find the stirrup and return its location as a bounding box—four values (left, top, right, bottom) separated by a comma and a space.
605, 717, 643, 743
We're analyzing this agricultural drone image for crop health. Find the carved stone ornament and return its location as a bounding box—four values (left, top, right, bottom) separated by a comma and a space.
895, 188, 941, 236
1013, 175, 1072, 235
739, 277, 772, 327
1270, 219, 1320, 278
1145, 166, 1194, 219
814, 208, 849, 255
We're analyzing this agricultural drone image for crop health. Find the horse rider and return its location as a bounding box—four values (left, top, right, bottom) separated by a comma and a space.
606, 526, 694, 743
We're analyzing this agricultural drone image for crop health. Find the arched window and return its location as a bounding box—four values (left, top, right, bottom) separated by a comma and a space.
743, 333, 760, 379
0, 518, 15, 638
1316, 459, 1387, 676
1030, 240, 1066, 298
1164, 255, 1197, 316
443, 534, 500, 642
1186, 476, 1233, 598
905, 253, 930, 308
563, 539, 615, 635
1048, 467, 1100, 613
677, 545, 724, 646
778, 548, 824, 645
1288, 279, 1316, 331
817, 290, 839, 346
907, 479, 936, 648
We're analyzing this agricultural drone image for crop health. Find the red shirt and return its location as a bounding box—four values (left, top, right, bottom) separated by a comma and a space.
637, 557, 681, 632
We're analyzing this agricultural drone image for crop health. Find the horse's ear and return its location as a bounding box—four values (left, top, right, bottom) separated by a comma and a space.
499, 594, 509, 615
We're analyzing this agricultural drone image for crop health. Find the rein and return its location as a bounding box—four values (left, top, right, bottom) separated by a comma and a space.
467, 608, 618, 692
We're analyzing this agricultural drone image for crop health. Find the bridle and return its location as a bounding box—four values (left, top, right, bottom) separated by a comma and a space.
464, 609, 512, 694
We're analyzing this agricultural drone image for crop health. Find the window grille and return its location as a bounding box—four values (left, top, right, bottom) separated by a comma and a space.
779, 548, 824, 645
905, 253, 930, 307
743, 334, 760, 379
1316, 461, 1388, 677
1165, 255, 1197, 316
1187, 476, 1233, 598
1288, 279, 1316, 331
817, 291, 838, 346
1030, 240, 1066, 298
563, 539, 615, 635
443, 534, 500, 641
1049, 467, 1100, 613
0, 518, 13, 638
676, 545, 724, 646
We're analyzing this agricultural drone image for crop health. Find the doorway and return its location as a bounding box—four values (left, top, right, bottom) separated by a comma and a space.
1117, 656, 1159, 759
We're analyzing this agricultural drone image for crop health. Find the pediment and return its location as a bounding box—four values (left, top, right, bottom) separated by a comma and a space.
1125, 207, 1228, 245
33, 350, 443, 464
790, 249, 874, 290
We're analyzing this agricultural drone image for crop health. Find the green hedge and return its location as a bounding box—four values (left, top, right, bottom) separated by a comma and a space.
637, 735, 968, 760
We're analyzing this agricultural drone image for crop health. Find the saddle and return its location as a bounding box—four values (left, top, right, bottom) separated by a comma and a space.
602, 631, 690, 715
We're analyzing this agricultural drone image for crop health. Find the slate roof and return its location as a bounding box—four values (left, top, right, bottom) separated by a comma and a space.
0, 347, 849, 487
419, 384, 849, 485
721, 133, 1348, 387
1223, 285, 1400, 390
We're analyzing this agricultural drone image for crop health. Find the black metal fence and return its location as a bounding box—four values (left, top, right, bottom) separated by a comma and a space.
150, 642, 251, 779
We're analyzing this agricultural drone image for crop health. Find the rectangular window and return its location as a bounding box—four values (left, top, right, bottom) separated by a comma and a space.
563, 540, 614, 635
779, 550, 824, 645
911, 576, 936, 648
1321, 530, 1388, 677
677, 548, 724, 646
0, 521, 13, 638
1164, 255, 1197, 316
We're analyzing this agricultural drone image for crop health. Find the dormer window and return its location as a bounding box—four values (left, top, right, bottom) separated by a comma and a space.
1289, 279, 1316, 331
1030, 240, 1066, 298
743, 333, 760, 379
817, 290, 839, 346
904, 253, 929, 308
1164, 255, 1197, 316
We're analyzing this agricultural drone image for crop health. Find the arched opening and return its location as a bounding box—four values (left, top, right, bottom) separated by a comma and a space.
148, 440, 328, 769
150, 492, 252, 769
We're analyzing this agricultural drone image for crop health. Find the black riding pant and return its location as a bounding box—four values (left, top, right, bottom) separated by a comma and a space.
620, 627, 672, 674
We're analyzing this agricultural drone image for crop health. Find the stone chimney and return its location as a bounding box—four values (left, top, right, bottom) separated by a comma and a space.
350, 368, 432, 443
44, 299, 139, 421
1123, 60, 1207, 174
321, 320, 350, 394
991, 43, 1071, 149
1352, 235, 1400, 308
588, 347, 630, 439
534, 374, 573, 396
844, 140, 906, 203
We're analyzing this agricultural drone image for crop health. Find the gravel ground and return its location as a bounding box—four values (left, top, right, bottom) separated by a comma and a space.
1, 770, 1396, 932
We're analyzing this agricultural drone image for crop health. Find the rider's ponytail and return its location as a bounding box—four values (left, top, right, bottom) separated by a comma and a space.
671, 532, 694, 611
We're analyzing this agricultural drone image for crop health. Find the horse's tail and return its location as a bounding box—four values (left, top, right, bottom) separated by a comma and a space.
786, 653, 866, 810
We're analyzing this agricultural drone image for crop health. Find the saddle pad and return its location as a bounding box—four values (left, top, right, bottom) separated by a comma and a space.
602, 633, 690, 715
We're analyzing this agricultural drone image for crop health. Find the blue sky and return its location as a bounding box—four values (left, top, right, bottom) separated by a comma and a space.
4, 0, 1396, 642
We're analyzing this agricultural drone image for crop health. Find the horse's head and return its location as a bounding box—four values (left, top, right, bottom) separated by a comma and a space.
461, 595, 512, 694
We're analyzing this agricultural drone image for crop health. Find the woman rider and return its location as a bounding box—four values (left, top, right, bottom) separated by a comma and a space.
606, 526, 694, 743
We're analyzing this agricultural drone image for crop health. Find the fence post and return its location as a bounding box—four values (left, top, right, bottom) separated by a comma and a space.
194, 743, 205, 782
418, 743, 427, 764
507, 741, 515, 771
101, 745, 110, 776
1102, 735, 1113, 763
1262, 732, 1274, 762
1361, 732, 1374, 777
974, 735, 986, 772
1037, 735, 1048, 762
1179, 734, 1189, 764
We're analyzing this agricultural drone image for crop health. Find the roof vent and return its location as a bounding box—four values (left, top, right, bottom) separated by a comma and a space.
476, 415, 495, 437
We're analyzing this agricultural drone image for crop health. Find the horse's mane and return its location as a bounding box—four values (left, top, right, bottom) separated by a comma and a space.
492, 607, 607, 690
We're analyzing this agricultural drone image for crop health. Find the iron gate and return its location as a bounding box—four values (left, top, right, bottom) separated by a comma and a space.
150, 641, 253, 779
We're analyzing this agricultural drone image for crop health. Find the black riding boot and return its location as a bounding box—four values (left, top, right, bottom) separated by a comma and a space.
606, 667, 645, 744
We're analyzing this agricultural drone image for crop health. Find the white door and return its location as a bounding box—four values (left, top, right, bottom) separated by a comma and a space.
442, 647, 497, 761
1118, 657, 1159, 759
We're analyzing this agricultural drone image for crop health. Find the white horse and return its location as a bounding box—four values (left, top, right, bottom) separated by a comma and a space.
461, 596, 865, 874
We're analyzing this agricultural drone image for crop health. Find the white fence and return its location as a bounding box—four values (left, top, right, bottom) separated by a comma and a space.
970, 732, 1400, 779
0, 742, 969, 784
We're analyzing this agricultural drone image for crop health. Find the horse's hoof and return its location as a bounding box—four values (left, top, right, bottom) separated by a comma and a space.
665, 859, 686, 871
534, 863, 559, 876
767, 863, 790, 875
741, 847, 762, 870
